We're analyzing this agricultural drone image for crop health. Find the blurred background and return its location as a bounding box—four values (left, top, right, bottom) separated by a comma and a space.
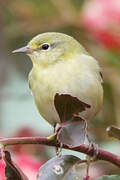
0, 0, 120, 179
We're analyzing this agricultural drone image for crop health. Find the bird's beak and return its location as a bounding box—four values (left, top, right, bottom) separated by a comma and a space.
12, 45, 33, 54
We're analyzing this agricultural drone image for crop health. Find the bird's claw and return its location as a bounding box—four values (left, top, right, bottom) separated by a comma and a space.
88, 142, 99, 160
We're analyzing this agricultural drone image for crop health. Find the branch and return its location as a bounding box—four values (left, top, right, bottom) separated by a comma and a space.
0, 136, 120, 167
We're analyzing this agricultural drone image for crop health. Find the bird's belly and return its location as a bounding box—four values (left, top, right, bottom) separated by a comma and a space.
29, 66, 103, 125
32, 83, 60, 125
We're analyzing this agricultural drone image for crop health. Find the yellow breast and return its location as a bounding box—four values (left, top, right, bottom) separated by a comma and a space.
28, 54, 103, 125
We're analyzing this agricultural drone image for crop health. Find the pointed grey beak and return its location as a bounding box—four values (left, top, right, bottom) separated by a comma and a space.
12, 45, 33, 54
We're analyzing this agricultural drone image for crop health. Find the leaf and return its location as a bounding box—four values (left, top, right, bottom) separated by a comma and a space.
37, 155, 80, 180
57, 118, 87, 147
96, 175, 120, 180
54, 93, 90, 123
106, 125, 120, 140
3, 150, 28, 180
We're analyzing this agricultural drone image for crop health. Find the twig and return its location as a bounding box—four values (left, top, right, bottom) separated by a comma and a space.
0, 136, 120, 167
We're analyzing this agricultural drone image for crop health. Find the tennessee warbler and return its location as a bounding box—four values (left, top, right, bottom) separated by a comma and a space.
13, 32, 103, 126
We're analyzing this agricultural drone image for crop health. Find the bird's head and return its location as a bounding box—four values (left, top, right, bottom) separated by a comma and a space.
13, 32, 86, 67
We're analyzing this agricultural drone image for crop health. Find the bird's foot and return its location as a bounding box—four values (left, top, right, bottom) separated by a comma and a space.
86, 134, 99, 160
53, 123, 57, 133
88, 142, 99, 160
47, 123, 59, 141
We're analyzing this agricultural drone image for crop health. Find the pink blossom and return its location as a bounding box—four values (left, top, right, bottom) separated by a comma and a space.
0, 160, 6, 180
15, 152, 43, 180
82, 0, 120, 49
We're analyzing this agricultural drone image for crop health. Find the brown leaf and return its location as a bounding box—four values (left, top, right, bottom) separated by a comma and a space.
54, 93, 91, 123
3, 150, 28, 180
106, 125, 120, 140
57, 118, 87, 147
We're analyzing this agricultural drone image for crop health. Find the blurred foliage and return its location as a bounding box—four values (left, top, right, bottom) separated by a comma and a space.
0, 0, 120, 178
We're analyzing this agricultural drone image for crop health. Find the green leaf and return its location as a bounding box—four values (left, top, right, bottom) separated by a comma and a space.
96, 175, 120, 180
37, 155, 80, 180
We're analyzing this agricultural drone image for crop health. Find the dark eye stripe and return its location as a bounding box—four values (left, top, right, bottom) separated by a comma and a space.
34, 42, 61, 51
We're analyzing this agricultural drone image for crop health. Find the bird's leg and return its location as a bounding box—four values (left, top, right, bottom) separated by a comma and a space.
53, 123, 63, 156
49, 123, 63, 156
56, 142, 63, 157
47, 123, 58, 141
86, 133, 99, 160
53, 123, 57, 133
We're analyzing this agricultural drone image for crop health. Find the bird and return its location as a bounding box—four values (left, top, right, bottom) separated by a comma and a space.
13, 32, 103, 127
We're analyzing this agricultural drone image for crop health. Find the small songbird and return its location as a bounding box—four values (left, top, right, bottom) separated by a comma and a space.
13, 32, 103, 126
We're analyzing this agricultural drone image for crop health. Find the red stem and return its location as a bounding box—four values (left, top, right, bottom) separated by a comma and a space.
0, 136, 120, 167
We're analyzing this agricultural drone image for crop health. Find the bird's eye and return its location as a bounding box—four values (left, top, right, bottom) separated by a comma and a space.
41, 43, 50, 50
